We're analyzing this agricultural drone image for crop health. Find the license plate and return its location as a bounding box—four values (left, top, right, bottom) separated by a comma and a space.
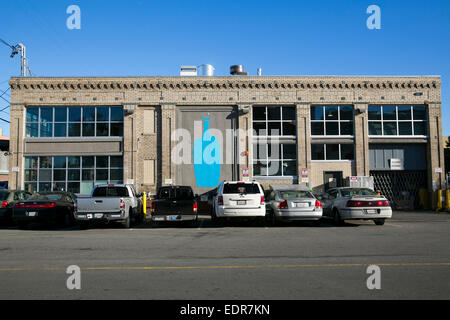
366, 209, 377, 214
94, 213, 103, 219
168, 216, 179, 221
294, 202, 309, 208
27, 212, 37, 217
237, 200, 246, 205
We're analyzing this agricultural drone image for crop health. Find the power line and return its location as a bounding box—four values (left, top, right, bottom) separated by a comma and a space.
0, 117, 10, 124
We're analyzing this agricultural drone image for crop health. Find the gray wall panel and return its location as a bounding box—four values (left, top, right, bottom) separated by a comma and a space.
369, 144, 427, 171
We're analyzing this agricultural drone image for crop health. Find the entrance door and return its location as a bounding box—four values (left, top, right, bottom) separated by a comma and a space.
323, 171, 343, 191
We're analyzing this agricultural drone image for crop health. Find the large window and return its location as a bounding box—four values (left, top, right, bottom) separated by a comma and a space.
310, 105, 354, 136
311, 144, 354, 161
252, 105, 297, 177
253, 105, 296, 137
25, 106, 124, 138
24, 156, 124, 194
368, 105, 427, 136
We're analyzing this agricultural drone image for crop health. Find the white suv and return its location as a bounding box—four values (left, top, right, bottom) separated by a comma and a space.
212, 181, 266, 222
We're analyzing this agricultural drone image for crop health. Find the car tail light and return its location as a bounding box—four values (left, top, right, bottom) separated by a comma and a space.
347, 200, 363, 207
315, 200, 322, 207
1, 201, 8, 208
347, 200, 390, 207
151, 202, 155, 213
120, 199, 125, 210
15, 202, 56, 208
217, 196, 223, 206
260, 195, 265, 205
193, 202, 198, 213
278, 200, 288, 209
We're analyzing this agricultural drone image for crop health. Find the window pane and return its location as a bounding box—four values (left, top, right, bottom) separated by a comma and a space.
82, 123, 95, 136
24, 183, 37, 193
53, 169, 66, 181
340, 122, 353, 135
267, 161, 281, 176
282, 144, 297, 159
282, 122, 296, 136
340, 106, 353, 120
53, 182, 66, 192
398, 106, 412, 120
40, 123, 52, 137
383, 106, 396, 120
282, 161, 297, 176
68, 156, 80, 168
81, 182, 94, 195
311, 144, 325, 160
399, 122, 412, 135
310, 106, 324, 120
253, 122, 266, 136
340, 144, 354, 160
325, 122, 339, 135
25, 157, 38, 169
83, 107, 95, 122
54, 157, 67, 168
383, 122, 397, 135
82, 169, 94, 181
326, 144, 340, 160
414, 122, 427, 135
253, 142, 267, 159
68, 123, 81, 137
110, 169, 123, 181
110, 156, 123, 168
253, 107, 266, 120
67, 182, 80, 194
268, 122, 281, 136
311, 122, 324, 135
369, 122, 382, 135
39, 169, 52, 181
54, 123, 67, 137
54, 108, 67, 122
68, 169, 80, 181
96, 107, 109, 121
26, 107, 39, 122
282, 106, 296, 120
368, 106, 381, 120
24, 170, 37, 181
40, 157, 52, 169
110, 123, 123, 136
267, 107, 281, 120
96, 123, 109, 137
325, 106, 338, 120
82, 157, 94, 168
96, 156, 108, 168
413, 105, 427, 120
96, 169, 108, 180
268, 143, 281, 160
110, 107, 124, 121
253, 161, 266, 176
26, 123, 39, 137
69, 107, 81, 122
40, 107, 53, 123
39, 183, 52, 192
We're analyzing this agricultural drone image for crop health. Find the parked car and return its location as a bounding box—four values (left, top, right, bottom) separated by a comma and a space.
211, 181, 266, 223
318, 187, 392, 225
12, 191, 76, 228
150, 185, 198, 225
74, 184, 143, 229
0, 190, 32, 224
266, 185, 322, 224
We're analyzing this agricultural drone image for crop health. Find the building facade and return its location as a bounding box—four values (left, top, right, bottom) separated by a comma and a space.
8, 76, 444, 207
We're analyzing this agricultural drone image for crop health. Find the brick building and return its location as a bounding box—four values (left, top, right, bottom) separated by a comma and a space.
7, 75, 444, 207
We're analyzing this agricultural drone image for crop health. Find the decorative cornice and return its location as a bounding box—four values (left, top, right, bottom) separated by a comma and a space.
8, 76, 441, 91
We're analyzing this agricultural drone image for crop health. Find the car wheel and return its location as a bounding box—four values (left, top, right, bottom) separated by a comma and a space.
123, 212, 131, 229
333, 209, 343, 226
374, 219, 385, 226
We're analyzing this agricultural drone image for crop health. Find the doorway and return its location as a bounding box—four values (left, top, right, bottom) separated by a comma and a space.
323, 171, 343, 191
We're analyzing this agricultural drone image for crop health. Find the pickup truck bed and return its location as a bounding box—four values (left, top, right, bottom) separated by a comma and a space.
151, 186, 198, 223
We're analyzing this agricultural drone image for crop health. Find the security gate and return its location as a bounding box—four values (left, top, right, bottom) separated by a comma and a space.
370, 171, 427, 209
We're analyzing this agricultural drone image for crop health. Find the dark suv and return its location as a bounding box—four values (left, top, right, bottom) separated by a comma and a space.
0, 190, 32, 224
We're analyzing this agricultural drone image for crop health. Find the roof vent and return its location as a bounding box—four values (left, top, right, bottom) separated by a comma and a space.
230, 65, 248, 76
180, 66, 197, 76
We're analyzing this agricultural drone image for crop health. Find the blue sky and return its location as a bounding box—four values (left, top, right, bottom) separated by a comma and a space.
0, 0, 449, 137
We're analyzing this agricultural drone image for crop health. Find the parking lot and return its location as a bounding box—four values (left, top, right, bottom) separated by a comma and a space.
0, 210, 449, 300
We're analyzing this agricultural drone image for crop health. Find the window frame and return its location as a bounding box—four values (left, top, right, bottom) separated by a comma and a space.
311, 143, 355, 162
310, 105, 355, 137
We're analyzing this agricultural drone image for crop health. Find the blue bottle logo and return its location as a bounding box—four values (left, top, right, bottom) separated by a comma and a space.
193, 117, 221, 187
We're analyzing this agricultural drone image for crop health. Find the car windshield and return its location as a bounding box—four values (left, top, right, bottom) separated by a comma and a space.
0, 192, 10, 200
340, 188, 378, 197
280, 191, 314, 199
93, 187, 129, 197
30, 193, 64, 201
223, 183, 260, 194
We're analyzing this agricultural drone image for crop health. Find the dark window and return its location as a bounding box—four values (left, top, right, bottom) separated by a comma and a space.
93, 186, 129, 197
311, 144, 325, 160
223, 183, 260, 194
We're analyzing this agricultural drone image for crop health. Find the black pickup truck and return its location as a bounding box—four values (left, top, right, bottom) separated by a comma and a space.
150, 186, 198, 225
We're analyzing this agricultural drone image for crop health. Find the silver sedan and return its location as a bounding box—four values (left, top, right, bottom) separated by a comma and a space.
266, 185, 323, 224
